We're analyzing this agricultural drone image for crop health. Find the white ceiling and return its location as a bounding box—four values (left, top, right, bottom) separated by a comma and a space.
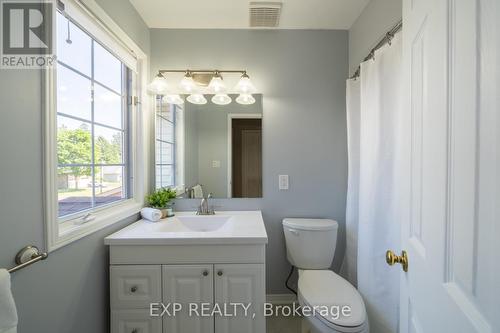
129, 0, 370, 30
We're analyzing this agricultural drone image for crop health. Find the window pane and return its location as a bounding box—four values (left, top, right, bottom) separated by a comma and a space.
94, 84, 123, 129
57, 65, 92, 120
56, 15, 130, 220
58, 166, 92, 217
56, 13, 91, 76
156, 115, 174, 142
157, 99, 174, 122
94, 166, 125, 208
156, 165, 173, 188
94, 125, 123, 164
156, 141, 173, 165
57, 116, 92, 165
94, 42, 122, 93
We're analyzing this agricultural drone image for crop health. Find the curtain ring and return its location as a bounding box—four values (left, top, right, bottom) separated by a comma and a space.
386, 32, 393, 46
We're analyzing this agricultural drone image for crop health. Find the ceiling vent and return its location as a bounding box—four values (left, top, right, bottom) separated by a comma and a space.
249, 2, 282, 28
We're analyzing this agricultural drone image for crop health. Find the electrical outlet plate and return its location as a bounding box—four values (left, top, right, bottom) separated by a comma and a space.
279, 174, 289, 190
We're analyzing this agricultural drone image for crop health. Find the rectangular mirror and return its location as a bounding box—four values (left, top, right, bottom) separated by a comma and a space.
155, 94, 263, 198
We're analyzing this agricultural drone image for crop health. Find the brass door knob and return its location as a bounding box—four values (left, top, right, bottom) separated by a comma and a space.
386, 250, 408, 272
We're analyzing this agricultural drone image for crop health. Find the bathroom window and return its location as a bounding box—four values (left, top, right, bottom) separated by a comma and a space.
155, 98, 176, 188
56, 11, 131, 219
44, 0, 148, 251
155, 99, 185, 190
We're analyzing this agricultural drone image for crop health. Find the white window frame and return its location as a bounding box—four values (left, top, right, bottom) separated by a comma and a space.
43, 0, 150, 252
174, 104, 185, 193
154, 101, 186, 192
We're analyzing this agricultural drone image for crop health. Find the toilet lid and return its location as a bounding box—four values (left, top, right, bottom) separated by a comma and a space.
282, 218, 338, 231
298, 270, 366, 329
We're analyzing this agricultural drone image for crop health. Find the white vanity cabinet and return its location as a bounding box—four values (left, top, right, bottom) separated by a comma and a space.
162, 264, 214, 333
111, 309, 162, 333
108, 245, 266, 333
214, 264, 265, 333
106, 211, 268, 333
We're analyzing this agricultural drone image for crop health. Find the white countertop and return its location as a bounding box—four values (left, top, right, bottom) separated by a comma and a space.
104, 210, 268, 245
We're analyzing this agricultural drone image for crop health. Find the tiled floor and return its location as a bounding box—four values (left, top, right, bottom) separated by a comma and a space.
266, 314, 302, 333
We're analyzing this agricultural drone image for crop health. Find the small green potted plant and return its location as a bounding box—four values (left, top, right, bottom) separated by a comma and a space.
146, 187, 177, 218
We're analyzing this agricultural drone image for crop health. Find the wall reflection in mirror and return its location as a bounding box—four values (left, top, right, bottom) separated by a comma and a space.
155, 94, 263, 198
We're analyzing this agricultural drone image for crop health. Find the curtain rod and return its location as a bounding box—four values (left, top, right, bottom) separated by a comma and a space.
350, 20, 403, 80
58, 0, 137, 59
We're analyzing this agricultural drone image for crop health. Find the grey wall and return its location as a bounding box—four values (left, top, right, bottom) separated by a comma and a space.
151, 29, 349, 294
348, 0, 402, 75
95, 0, 151, 54
0, 1, 149, 332
184, 95, 263, 197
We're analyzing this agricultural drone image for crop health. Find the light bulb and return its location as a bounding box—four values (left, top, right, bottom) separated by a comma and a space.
187, 94, 207, 105
147, 74, 168, 95
208, 74, 226, 93
234, 73, 256, 94
165, 94, 184, 105
180, 73, 196, 93
212, 94, 232, 105
236, 94, 256, 105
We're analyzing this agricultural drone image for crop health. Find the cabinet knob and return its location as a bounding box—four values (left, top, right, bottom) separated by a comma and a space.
202, 270, 209, 276
130, 286, 138, 293
217, 270, 223, 276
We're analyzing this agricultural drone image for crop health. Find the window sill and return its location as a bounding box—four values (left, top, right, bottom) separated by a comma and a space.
48, 200, 142, 252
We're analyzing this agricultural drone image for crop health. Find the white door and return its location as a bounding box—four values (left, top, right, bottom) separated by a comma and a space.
162, 265, 214, 333
214, 264, 265, 333
398, 0, 499, 332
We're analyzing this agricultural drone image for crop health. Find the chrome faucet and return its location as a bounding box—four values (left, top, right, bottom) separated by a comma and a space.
197, 193, 215, 215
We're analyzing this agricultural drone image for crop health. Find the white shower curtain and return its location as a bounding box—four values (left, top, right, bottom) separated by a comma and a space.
345, 33, 402, 333
340, 78, 360, 287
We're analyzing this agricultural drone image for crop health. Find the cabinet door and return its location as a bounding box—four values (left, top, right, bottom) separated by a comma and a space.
214, 264, 265, 333
111, 309, 161, 333
162, 265, 214, 333
111, 265, 162, 309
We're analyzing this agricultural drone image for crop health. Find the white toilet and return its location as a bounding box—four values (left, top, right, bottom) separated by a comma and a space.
283, 218, 368, 333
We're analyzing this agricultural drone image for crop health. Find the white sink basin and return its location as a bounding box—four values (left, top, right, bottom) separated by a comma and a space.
104, 211, 268, 245
177, 215, 232, 232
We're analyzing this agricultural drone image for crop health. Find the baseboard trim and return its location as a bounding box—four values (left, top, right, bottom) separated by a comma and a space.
266, 294, 297, 305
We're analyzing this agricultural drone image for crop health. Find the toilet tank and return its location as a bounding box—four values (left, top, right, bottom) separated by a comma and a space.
282, 218, 338, 269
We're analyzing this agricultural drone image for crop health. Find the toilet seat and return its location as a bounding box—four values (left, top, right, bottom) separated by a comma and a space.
298, 270, 367, 333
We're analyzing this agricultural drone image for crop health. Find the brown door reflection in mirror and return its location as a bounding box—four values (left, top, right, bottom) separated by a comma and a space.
232, 119, 262, 198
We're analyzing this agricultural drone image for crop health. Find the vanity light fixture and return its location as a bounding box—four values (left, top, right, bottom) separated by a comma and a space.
148, 69, 257, 105
165, 94, 184, 105
208, 71, 226, 93
208, 71, 233, 105
180, 71, 196, 93
234, 72, 256, 94
186, 93, 207, 105
212, 94, 232, 105
236, 93, 256, 105
147, 73, 168, 95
